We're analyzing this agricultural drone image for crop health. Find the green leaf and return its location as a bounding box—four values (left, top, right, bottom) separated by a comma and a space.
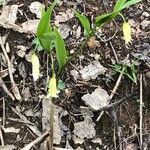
58, 80, 66, 90
39, 32, 55, 52
75, 11, 91, 37
114, 0, 141, 12
111, 64, 137, 83
53, 28, 67, 71
121, 0, 141, 10
95, 12, 117, 27
37, 0, 57, 37
33, 38, 43, 51
114, 0, 126, 12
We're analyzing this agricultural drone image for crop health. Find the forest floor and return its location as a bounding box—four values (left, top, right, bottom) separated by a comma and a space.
0, 0, 150, 150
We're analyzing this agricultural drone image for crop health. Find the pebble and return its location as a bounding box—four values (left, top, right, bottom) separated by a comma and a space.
142, 12, 149, 17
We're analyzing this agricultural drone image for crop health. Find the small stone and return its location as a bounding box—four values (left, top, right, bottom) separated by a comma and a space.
81, 87, 109, 110
29, 1, 44, 19
140, 20, 150, 29
70, 69, 79, 80
94, 54, 100, 60
59, 24, 70, 39
73, 117, 96, 141
142, 12, 149, 17
80, 61, 107, 81
92, 138, 102, 145
16, 45, 26, 58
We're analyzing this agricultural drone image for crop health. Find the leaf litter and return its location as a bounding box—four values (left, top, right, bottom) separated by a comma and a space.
0, 0, 150, 149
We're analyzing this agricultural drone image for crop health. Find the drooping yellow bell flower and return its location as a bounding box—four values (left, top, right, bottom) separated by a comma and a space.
122, 22, 132, 45
31, 53, 40, 81
47, 73, 59, 98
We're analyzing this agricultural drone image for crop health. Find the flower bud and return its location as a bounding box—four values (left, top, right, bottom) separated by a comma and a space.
47, 73, 59, 98
31, 53, 40, 81
122, 22, 132, 45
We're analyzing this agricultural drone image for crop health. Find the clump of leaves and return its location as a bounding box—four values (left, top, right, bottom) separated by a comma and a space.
110, 61, 138, 83
32, 0, 67, 97
75, 0, 141, 40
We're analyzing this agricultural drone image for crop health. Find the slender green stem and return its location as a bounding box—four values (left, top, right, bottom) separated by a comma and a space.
58, 26, 97, 77
118, 13, 126, 22
58, 40, 87, 77
51, 55, 55, 76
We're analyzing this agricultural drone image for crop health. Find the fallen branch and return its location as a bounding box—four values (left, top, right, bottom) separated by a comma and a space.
20, 131, 49, 150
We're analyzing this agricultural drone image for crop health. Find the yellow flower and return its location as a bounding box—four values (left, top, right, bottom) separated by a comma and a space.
47, 74, 59, 98
31, 53, 40, 81
122, 22, 132, 45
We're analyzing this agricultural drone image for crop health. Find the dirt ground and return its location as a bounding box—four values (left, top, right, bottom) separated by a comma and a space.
0, 0, 150, 150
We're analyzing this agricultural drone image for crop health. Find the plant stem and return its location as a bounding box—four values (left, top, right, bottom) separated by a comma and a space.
49, 100, 55, 150
118, 13, 126, 22
45, 0, 48, 10
58, 39, 87, 77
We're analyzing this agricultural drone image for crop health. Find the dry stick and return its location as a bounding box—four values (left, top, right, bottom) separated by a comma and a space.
110, 67, 125, 100
139, 74, 143, 149
0, 77, 15, 100
97, 66, 125, 121
109, 41, 119, 63
95, 93, 137, 112
20, 131, 49, 150
0, 37, 21, 101
113, 123, 117, 150
0, 125, 4, 146
2, 98, 5, 127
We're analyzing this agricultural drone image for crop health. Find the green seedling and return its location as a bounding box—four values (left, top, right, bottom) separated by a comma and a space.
31, 0, 67, 99
110, 61, 138, 83
96, 0, 141, 27
75, 0, 141, 35
33, 0, 67, 73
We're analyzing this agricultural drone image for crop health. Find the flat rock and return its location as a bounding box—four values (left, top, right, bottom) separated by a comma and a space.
73, 117, 96, 142
80, 61, 107, 81
81, 87, 109, 111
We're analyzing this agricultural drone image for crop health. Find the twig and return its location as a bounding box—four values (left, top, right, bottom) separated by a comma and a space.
109, 66, 125, 100
0, 37, 21, 101
2, 98, 5, 127
109, 109, 122, 150
139, 74, 143, 149
113, 125, 117, 150
97, 66, 125, 120
109, 41, 119, 63
0, 77, 15, 100
95, 93, 137, 112
20, 131, 49, 150
0, 125, 4, 146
